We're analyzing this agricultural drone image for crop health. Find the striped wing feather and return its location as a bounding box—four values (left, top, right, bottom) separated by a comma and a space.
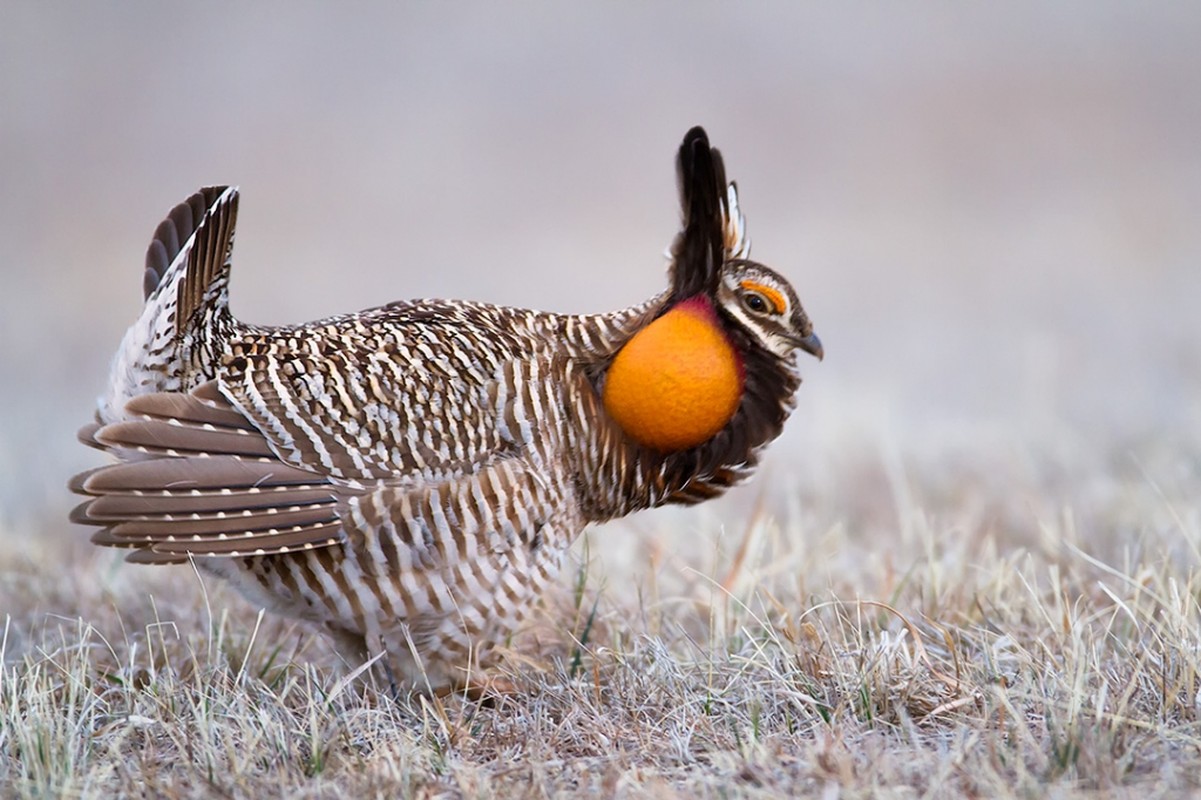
215, 313, 544, 484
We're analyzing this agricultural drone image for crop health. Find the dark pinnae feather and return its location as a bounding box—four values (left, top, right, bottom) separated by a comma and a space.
669, 126, 729, 301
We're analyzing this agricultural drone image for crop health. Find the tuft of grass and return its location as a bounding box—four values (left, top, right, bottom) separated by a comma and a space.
2, 442, 1200, 798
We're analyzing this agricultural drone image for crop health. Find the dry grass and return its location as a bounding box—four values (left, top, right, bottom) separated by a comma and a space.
2, 440, 1200, 799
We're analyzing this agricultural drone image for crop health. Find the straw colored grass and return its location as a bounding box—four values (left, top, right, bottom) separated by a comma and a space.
2, 441, 1199, 798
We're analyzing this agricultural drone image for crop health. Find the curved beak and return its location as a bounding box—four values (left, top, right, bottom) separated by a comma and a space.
791, 332, 824, 361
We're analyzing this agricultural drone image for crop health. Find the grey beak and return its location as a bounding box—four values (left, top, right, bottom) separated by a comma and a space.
794, 332, 823, 361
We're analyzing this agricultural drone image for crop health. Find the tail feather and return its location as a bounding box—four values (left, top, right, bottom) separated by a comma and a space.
106, 506, 339, 538
74, 455, 318, 494
94, 417, 275, 459
81, 486, 338, 518
101, 186, 240, 423
176, 187, 238, 333
76, 420, 105, 450
71, 382, 345, 563
144, 189, 216, 299
125, 390, 257, 430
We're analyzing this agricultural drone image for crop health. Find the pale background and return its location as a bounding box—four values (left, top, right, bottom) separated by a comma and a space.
1, 3, 1198, 554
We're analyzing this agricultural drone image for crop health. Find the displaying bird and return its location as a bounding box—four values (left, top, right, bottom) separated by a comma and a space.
70, 126, 823, 695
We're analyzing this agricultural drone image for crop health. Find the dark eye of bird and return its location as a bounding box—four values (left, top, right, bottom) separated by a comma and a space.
743, 292, 769, 314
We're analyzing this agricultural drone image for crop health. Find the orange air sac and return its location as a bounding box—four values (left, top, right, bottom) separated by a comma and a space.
602, 298, 743, 452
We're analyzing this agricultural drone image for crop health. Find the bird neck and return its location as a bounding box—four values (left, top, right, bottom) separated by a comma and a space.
551, 290, 799, 521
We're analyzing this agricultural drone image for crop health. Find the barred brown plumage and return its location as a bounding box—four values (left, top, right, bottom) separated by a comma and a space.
70, 126, 823, 695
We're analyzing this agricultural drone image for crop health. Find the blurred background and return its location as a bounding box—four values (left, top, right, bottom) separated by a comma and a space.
1, 3, 1199, 553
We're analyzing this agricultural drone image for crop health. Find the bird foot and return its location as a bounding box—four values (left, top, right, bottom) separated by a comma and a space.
438, 672, 520, 704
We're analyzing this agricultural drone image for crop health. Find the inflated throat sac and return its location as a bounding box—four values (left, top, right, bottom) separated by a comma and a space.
602, 298, 743, 452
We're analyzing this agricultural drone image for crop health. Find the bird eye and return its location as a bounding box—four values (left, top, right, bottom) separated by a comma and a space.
742, 292, 770, 314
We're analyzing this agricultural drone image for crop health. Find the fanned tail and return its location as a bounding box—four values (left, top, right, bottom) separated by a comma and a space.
101, 186, 240, 423
71, 381, 343, 564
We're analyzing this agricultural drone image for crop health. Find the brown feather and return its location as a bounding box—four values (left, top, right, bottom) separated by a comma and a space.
68, 466, 108, 495
125, 547, 188, 564
124, 388, 255, 430
191, 381, 226, 404
69, 500, 98, 524
146, 522, 342, 556
108, 504, 338, 538
91, 527, 145, 548
79, 457, 319, 494
77, 422, 104, 450
175, 189, 237, 333
95, 418, 275, 458
82, 486, 336, 519
144, 188, 224, 299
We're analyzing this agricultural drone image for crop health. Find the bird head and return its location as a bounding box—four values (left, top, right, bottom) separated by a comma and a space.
601, 127, 820, 454
668, 126, 822, 364
715, 260, 823, 361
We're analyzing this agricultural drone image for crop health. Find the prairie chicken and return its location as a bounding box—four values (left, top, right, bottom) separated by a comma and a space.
71, 127, 822, 694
